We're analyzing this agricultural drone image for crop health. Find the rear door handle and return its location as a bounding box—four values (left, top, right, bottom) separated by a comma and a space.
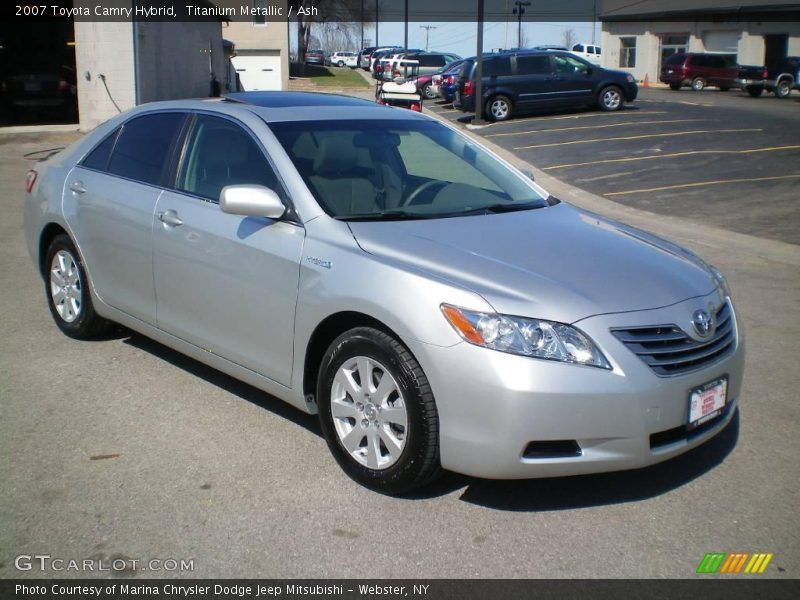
69, 181, 86, 194
158, 210, 183, 227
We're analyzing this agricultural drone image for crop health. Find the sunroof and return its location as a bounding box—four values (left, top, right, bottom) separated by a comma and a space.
223, 92, 373, 108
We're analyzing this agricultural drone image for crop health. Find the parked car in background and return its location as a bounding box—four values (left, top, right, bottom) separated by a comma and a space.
370, 48, 403, 78
330, 52, 358, 68
304, 49, 326, 66
358, 47, 377, 69
0, 64, 77, 123
737, 56, 799, 98
403, 52, 461, 76
571, 43, 602, 65
660, 52, 738, 91
455, 50, 637, 121
431, 59, 467, 102
24, 91, 743, 494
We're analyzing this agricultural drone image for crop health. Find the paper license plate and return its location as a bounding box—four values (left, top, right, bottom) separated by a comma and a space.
687, 377, 727, 429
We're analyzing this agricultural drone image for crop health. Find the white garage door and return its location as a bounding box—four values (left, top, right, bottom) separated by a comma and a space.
703, 31, 740, 55
232, 55, 282, 91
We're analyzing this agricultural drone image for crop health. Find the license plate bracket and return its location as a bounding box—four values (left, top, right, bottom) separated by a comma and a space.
687, 376, 728, 430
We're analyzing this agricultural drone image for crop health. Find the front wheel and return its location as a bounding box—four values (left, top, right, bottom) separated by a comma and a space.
337, 61, 345, 67
486, 95, 512, 121
691, 77, 706, 91
775, 78, 792, 98
317, 327, 442, 494
598, 85, 624, 111
44, 234, 109, 339
669, 82, 682, 90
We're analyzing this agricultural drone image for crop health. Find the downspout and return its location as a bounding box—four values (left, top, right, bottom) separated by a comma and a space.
132, 1, 141, 105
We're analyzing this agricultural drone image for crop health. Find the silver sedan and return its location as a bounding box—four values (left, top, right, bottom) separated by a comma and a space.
24, 92, 744, 494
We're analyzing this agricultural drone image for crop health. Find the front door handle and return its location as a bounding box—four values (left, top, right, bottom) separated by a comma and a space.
69, 181, 86, 194
158, 210, 183, 227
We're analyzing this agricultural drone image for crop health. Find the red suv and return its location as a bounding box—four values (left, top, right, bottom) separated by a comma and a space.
660, 52, 739, 91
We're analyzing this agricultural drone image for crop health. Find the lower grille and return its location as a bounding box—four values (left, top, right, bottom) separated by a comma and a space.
611, 301, 736, 376
522, 440, 582, 459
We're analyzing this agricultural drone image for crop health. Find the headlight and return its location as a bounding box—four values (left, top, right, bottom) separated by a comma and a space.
626, 74, 635, 83
708, 264, 731, 298
441, 304, 611, 369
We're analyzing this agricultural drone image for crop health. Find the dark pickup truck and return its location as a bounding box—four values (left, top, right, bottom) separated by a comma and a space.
737, 57, 799, 98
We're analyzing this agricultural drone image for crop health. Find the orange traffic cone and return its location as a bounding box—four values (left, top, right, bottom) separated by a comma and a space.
643, 73, 650, 87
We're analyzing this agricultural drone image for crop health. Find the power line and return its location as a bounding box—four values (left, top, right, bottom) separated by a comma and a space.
420, 25, 437, 51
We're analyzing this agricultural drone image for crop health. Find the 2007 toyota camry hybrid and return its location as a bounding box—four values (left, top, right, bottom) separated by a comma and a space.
24, 92, 743, 494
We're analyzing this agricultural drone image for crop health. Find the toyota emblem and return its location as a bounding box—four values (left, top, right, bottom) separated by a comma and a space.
692, 309, 714, 338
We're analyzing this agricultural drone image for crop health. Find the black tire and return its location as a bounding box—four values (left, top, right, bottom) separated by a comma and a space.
775, 78, 792, 98
317, 327, 442, 495
337, 61, 345, 67
746, 85, 764, 97
44, 234, 109, 339
598, 85, 624, 111
719, 86, 730, 92
422, 82, 436, 99
486, 94, 512, 121
669, 82, 681, 90
691, 77, 706, 91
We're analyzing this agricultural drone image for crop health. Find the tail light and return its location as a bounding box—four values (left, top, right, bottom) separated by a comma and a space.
464, 80, 474, 96
393, 69, 401, 78
762, 68, 769, 78
410, 102, 421, 112
446, 75, 456, 84
58, 79, 70, 92
25, 170, 38, 194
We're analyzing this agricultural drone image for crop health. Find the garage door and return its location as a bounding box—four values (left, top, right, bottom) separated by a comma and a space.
231, 55, 282, 91
703, 31, 740, 55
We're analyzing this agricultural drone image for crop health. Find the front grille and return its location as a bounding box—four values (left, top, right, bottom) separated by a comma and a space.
611, 301, 736, 376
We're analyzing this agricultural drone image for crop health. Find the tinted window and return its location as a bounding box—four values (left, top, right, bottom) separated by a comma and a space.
665, 53, 687, 65
573, 44, 584, 52
107, 113, 185, 185
176, 115, 279, 202
689, 54, 706, 66
82, 129, 119, 171
416, 55, 446, 67
484, 57, 512, 77
516, 55, 551, 75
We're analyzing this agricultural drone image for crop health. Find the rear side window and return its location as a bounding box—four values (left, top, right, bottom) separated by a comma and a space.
82, 129, 119, 171
417, 55, 446, 67
665, 53, 686, 65
484, 57, 512, 77
107, 113, 185, 186
176, 114, 279, 202
516, 55, 551, 75
573, 44, 584, 52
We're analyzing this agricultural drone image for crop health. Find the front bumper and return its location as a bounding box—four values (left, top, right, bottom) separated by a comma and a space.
408, 293, 744, 479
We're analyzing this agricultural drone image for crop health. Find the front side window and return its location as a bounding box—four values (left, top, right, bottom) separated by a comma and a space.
107, 112, 185, 186
269, 119, 549, 219
176, 115, 279, 202
620, 37, 636, 68
552, 54, 590, 74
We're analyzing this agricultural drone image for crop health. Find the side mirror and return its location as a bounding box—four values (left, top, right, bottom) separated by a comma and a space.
220, 185, 285, 219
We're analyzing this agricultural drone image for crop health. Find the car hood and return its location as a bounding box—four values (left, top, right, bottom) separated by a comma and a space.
348, 203, 715, 323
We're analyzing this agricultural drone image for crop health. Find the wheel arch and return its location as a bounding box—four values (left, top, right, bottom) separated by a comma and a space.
38, 222, 70, 277
302, 311, 409, 404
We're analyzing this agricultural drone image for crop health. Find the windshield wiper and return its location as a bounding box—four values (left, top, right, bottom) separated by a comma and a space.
457, 201, 545, 216
335, 210, 431, 221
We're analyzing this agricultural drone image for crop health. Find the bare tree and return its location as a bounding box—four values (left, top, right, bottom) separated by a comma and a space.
518, 27, 529, 49
289, 1, 372, 66
562, 27, 577, 50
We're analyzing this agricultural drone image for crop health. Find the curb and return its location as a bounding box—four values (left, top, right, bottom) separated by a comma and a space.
422, 105, 800, 267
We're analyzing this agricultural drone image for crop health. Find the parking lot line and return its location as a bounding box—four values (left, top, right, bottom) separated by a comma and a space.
604, 173, 800, 196
485, 110, 669, 127
543, 145, 800, 171
513, 128, 763, 150
487, 119, 705, 137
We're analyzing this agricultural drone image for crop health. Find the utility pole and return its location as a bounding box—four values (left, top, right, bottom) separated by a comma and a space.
375, 0, 379, 47
360, 0, 364, 50
420, 25, 437, 51
474, 0, 485, 125
404, 0, 408, 53
513, 1, 531, 49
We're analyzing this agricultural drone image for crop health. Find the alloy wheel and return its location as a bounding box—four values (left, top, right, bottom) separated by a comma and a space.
50, 250, 82, 323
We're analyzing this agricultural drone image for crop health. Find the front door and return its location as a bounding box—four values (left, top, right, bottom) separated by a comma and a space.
550, 54, 596, 105
152, 114, 304, 386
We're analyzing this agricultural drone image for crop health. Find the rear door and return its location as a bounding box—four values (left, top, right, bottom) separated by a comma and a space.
513, 54, 558, 109
152, 113, 304, 386
64, 112, 187, 324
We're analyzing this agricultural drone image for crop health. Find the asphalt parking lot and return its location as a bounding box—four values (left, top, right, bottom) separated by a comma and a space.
1, 102, 799, 579
427, 87, 800, 245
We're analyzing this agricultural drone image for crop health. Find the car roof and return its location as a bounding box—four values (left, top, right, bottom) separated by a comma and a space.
126, 92, 428, 124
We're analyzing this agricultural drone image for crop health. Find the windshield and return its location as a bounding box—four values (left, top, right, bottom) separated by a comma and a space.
269, 119, 548, 219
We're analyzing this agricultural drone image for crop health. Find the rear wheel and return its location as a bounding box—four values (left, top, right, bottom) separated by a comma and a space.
598, 85, 623, 111
317, 327, 442, 494
337, 60, 345, 67
486, 95, 512, 121
422, 83, 436, 99
775, 78, 792, 98
669, 82, 681, 90
746, 85, 764, 97
44, 234, 109, 339
691, 77, 706, 91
